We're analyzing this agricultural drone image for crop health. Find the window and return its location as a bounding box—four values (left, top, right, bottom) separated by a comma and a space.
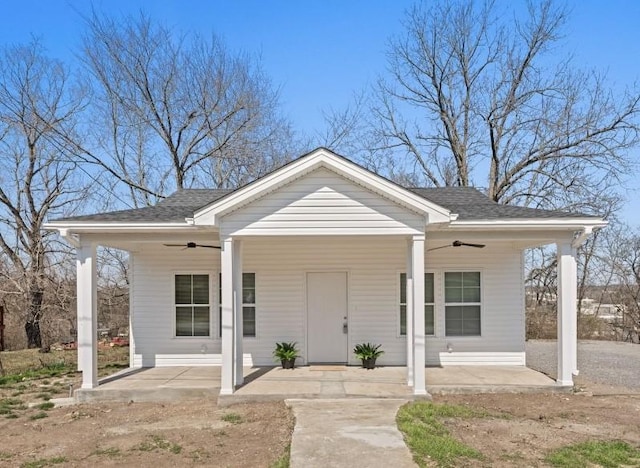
445, 272, 481, 336
400, 273, 435, 336
218, 272, 256, 337
175, 274, 210, 337
242, 273, 256, 337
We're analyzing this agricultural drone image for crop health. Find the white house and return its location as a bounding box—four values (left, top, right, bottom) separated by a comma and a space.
45, 148, 606, 396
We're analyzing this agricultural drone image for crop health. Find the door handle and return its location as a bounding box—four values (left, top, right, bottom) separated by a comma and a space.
343, 317, 348, 334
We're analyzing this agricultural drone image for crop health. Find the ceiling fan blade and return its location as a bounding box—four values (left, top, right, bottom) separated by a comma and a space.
457, 242, 486, 248
427, 244, 453, 252
163, 242, 220, 249
429, 241, 486, 251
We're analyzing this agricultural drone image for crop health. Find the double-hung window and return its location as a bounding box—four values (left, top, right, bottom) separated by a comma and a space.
444, 272, 481, 336
400, 273, 435, 336
175, 274, 210, 337
218, 272, 256, 337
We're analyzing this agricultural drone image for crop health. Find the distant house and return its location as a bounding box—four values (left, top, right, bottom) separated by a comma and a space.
580, 298, 624, 322
45, 148, 606, 395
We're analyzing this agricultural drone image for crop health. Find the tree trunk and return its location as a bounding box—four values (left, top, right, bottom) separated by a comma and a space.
25, 288, 44, 349
0, 305, 5, 351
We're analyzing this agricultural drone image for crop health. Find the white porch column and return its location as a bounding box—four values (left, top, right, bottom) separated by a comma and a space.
77, 241, 98, 389
412, 235, 427, 396
405, 239, 414, 386
128, 255, 135, 368
233, 239, 244, 387
220, 237, 235, 395
556, 240, 578, 386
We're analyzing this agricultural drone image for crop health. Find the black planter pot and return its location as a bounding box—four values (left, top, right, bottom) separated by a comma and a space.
281, 358, 296, 369
362, 358, 377, 370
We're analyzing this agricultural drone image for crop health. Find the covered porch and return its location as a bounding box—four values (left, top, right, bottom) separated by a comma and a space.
73, 364, 562, 404
69, 233, 583, 397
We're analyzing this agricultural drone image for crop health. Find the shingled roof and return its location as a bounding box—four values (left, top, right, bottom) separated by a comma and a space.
53, 189, 229, 223
409, 187, 593, 220
54, 186, 595, 223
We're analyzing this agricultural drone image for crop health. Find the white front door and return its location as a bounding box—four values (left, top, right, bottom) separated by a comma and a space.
307, 272, 348, 363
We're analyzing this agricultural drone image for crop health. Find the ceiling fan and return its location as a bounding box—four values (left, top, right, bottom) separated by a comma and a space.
427, 240, 486, 252
163, 242, 221, 250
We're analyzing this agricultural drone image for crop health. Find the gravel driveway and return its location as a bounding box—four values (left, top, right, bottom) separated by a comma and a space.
526, 340, 639, 392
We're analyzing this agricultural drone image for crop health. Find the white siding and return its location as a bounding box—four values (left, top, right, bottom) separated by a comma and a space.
131, 238, 526, 367
131, 246, 221, 367
221, 168, 425, 236
425, 244, 525, 365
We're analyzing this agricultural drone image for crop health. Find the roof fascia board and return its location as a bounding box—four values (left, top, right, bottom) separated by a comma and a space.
444, 218, 608, 230
193, 149, 452, 225
43, 221, 210, 233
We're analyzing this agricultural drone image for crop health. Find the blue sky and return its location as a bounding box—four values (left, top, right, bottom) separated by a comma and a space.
1, 1, 639, 223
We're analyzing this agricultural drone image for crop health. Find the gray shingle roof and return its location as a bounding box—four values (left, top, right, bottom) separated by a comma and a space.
54, 186, 595, 223
56, 189, 230, 223
409, 187, 593, 220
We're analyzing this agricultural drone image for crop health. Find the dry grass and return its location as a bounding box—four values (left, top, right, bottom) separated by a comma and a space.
0, 346, 129, 420
0, 346, 128, 376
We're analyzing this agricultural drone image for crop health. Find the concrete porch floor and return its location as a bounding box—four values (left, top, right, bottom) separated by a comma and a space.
74, 365, 564, 404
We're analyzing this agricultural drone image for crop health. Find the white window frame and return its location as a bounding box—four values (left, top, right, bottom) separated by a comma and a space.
398, 270, 436, 337
218, 271, 257, 338
444, 270, 483, 337
172, 271, 213, 338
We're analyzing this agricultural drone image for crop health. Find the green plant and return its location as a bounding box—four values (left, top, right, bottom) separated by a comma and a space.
134, 435, 182, 454
273, 342, 299, 362
546, 440, 640, 467
29, 412, 48, 420
37, 402, 55, 411
353, 343, 384, 360
21, 456, 67, 468
0, 398, 26, 416
270, 443, 291, 468
221, 412, 242, 424
93, 447, 121, 458
397, 402, 487, 467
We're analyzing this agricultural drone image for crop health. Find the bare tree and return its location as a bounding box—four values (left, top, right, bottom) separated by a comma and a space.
338, 0, 639, 209
0, 41, 86, 348
598, 225, 640, 343
76, 12, 297, 207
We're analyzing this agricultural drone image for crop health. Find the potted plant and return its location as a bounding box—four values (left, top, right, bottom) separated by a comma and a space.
273, 341, 299, 369
353, 342, 384, 369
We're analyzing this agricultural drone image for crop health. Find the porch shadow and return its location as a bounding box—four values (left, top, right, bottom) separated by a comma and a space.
241, 365, 276, 385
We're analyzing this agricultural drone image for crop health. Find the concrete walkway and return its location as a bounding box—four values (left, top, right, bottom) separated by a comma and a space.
287, 398, 416, 468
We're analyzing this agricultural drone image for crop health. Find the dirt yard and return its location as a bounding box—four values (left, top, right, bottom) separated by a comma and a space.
0, 399, 293, 467
2, 389, 638, 467
0, 348, 293, 467
433, 391, 640, 467
1, 345, 639, 467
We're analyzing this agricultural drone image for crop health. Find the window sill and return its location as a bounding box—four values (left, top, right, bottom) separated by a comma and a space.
172, 336, 217, 340
443, 335, 482, 339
